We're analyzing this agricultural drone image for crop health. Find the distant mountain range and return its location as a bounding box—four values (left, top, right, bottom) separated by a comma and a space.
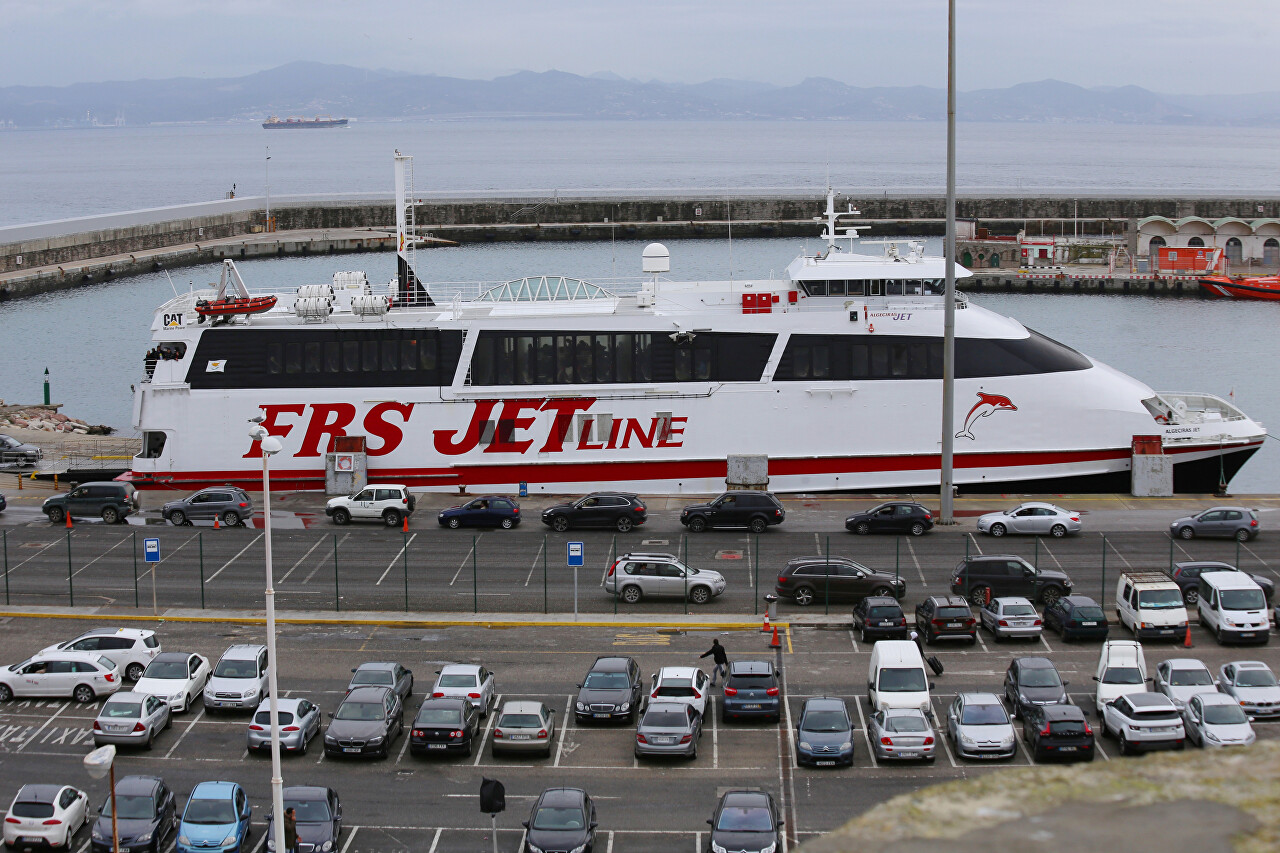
2, 62, 1279, 127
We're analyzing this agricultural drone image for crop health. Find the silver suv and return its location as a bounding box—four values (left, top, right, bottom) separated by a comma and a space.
203, 644, 269, 713
603, 552, 726, 605
162, 487, 255, 527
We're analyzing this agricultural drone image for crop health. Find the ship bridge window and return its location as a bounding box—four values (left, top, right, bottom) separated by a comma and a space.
828, 280, 846, 296
886, 280, 904, 296
138, 431, 167, 459
806, 280, 827, 296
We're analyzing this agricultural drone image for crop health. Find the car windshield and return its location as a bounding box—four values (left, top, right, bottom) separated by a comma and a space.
1169, 668, 1213, 686
1019, 668, 1061, 688
643, 709, 688, 728
583, 672, 630, 690
716, 806, 773, 832
1072, 607, 1106, 621
884, 714, 929, 733
867, 606, 901, 619
1235, 669, 1278, 688
438, 674, 476, 688
334, 702, 384, 721
499, 713, 542, 728
1003, 604, 1037, 616
936, 607, 971, 619
213, 660, 257, 679
727, 675, 774, 690
531, 806, 585, 831
351, 671, 394, 686
1221, 590, 1266, 610
102, 701, 142, 719
1137, 589, 1184, 609
103, 794, 155, 821
655, 678, 694, 696
417, 709, 462, 725
1203, 704, 1249, 725
1102, 666, 1144, 685
1050, 720, 1087, 735
144, 660, 188, 679
10, 802, 55, 819
801, 710, 848, 733
184, 799, 237, 825
960, 704, 1008, 725
285, 800, 331, 822
253, 711, 294, 726
878, 668, 927, 692
1132, 707, 1180, 721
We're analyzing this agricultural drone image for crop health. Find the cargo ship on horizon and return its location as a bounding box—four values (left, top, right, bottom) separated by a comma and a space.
262, 115, 349, 129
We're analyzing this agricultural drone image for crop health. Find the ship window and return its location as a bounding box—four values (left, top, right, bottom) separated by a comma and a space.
847, 280, 865, 296
850, 342, 869, 377
886, 280, 904, 296
140, 431, 167, 459
575, 335, 593, 383
635, 334, 653, 381
472, 337, 494, 386
594, 335, 612, 382
362, 340, 378, 372
869, 344, 889, 377
267, 343, 282, 374
343, 340, 359, 372
615, 334, 633, 382
285, 342, 302, 374
793, 346, 811, 379
324, 341, 340, 373
418, 339, 436, 372
812, 344, 831, 378
807, 280, 827, 296
303, 342, 321, 373
380, 340, 397, 372
495, 337, 515, 385
828, 279, 846, 296
557, 336, 574, 384
537, 336, 556, 384
516, 336, 535, 384
401, 339, 418, 373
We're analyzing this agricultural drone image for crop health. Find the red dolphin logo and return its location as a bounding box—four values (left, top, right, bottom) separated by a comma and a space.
955, 392, 1017, 440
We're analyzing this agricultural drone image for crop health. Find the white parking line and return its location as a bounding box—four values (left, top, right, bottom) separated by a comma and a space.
931, 698, 959, 768
1038, 539, 1064, 570
15, 703, 68, 753
694, 830, 702, 853
302, 533, 350, 584
1107, 539, 1134, 570
553, 694, 571, 767
851, 698, 878, 768
473, 694, 500, 765
711, 696, 719, 768
847, 629, 860, 654
376, 534, 417, 586
70, 535, 130, 578
163, 707, 204, 758
450, 538, 481, 586
525, 539, 546, 586
905, 539, 927, 587
338, 826, 359, 853
277, 536, 327, 584
606, 830, 615, 853
395, 724, 413, 764
7, 539, 65, 574
967, 533, 983, 555
1040, 634, 1054, 653
205, 533, 264, 582
1240, 542, 1277, 577
975, 631, 989, 652
248, 831, 266, 853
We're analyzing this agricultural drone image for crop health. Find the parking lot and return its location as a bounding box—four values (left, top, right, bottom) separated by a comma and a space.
1, 615, 1278, 853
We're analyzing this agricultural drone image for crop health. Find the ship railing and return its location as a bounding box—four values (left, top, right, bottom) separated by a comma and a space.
1156, 392, 1252, 424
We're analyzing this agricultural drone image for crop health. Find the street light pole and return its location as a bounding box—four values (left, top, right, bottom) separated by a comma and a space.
939, 0, 958, 524
249, 417, 286, 853
265, 147, 272, 232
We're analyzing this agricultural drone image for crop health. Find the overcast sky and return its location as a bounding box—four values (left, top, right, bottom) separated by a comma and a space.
5, 0, 1277, 94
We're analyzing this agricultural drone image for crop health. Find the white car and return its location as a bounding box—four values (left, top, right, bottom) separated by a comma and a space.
979, 597, 1043, 640
3, 785, 89, 850
325, 484, 416, 527
134, 651, 211, 712
93, 691, 172, 749
945, 692, 1017, 760
39, 627, 160, 683
203, 644, 269, 713
976, 502, 1081, 538
1100, 692, 1185, 755
1094, 639, 1149, 715
1153, 658, 1216, 709
1182, 692, 1255, 748
430, 664, 496, 716
0, 651, 122, 703
648, 666, 710, 718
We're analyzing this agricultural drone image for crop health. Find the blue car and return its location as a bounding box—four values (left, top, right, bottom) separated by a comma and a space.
721, 660, 781, 722
177, 781, 251, 853
437, 496, 521, 529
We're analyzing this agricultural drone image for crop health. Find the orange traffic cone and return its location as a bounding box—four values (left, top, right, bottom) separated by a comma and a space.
761, 612, 771, 633
403, 515, 409, 533
769, 625, 781, 648
1183, 623, 1194, 649
213, 514, 220, 530
64, 512, 73, 529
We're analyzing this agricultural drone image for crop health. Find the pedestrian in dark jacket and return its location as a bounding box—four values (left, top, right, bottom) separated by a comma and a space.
700, 638, 729, 686
283, 807, 298, 853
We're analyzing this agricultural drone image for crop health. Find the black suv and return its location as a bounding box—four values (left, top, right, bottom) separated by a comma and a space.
775, 556, 906, 607
1168, 560, 1274, 606
852, 596, 909, 642
42, 481, 138, 524
1042, 595, 1110, 641
914, 595, 977, 644
575, 656, 643, 724
845, 502, 933, 536
950, 555, 1073, 607
542, 493, 647, 533
681, 491, 784, 533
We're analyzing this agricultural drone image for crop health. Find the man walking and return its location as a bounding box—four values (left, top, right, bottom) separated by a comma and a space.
283, 807, 298, 853
700, 638, 729, 686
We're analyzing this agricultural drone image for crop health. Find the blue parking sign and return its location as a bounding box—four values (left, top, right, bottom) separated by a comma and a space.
566, 542, 584, 567
143, 538, 161, 563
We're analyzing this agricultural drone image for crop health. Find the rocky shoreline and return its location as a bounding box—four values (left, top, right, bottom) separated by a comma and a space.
0, 404, 113, 436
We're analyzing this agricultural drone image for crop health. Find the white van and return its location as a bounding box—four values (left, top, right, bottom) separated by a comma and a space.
1094, 639, 1149, 714
867, 640, 933, 716
1115, 572, 1188, 640
1198, 571, 1271, 645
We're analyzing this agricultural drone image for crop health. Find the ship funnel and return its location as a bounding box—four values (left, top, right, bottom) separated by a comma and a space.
394, 151, 434, 306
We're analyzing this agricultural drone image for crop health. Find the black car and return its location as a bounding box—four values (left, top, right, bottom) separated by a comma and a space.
542, 493, 647, 533
90, 775, 177, 853
1002, 656, 1069, 719
322, 685, 404, 759
522, 788, 596, 853
0, 493, 6, 514
42, 481, 138, 524
575, 656, 643, 724
721, 660, 781, 723
950, 555, 1073, 607
706, 790, 783, 853
915, 595, 977, 644
845, 502, 933, 537
409, 698, 480, 757
1042, 595, 1110, 641
852, 596, 909, 642
680, 491, 784, 533
1168, 560, 1274, 606
775, 556, 906, 607
1022, 703, 1095, 762
264, 787, 341, 853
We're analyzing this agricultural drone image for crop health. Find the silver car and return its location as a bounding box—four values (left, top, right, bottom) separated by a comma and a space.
0, 434, 43, 466
162, 487, 255, 527
1153, 658, 1216, 709
492, 700, 556, 757
634, 701, 702, 760
977, 502, 1081, 538
1218, 661, 1280, 718
868, 707, 937, 762
1183, 692, 1255, 748
979, 597, 1043, 640
430, 664, 495, 716
347, 662, 413, 702
93, 691, 170, 749
1170, 506, 1259, 541
603, 552, 727, 605
946, 692, 1017, 760
247, 697, 322, 755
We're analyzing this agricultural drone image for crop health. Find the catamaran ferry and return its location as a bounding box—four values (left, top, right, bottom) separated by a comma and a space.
126, 154, 1264, 494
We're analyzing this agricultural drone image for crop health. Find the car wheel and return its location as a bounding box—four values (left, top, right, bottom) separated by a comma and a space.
689, 586, 711, 605
447, 517, 461, 529
551, 515, 570, 532
1050, 524, 1067, 538
221, 510, 240, 527
688, 742, 698, 760
164, 709, 173, 729
464, 738, 474, 757
871, 586, 893, 597
793, 586, 816, 607
1184, 587, 1199, 606
687, 516, 707, 533
621, 585, 642, 604
298, 731, 309, 755
615, 516, 634, 533
145, 728, 154, 750
910, 522, 926, 537
1039, 587, 1063, 607
969, 586, 991, 607
1118, 733, 1132, 755
854, 521, 871, 536
497, 517, 513, 529
47, 507, 65, 523
102, 506, 120, 524
73, 684, 96, 703
860, 630, 871, 644
990, 523, 1006, 537
1235, 528, 1251, 542
125, 662, 145, 682
383, 510, 402, 528
333, 508, 351, 525
168, 510, 187, 526
1179, 526, 1195, 540
748, 517, 768, 534
0, 684, 12, 702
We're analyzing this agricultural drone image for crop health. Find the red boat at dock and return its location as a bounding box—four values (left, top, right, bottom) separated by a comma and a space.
1198, 275, 1280, 301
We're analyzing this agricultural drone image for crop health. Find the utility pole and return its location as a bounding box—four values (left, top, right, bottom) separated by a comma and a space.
939, 0, 958, 525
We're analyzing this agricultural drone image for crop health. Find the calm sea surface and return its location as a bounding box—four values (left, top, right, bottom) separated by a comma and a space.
3, 120, 1280, 226
1, 237, 1276, 492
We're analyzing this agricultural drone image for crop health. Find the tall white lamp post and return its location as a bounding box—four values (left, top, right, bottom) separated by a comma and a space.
83, 745, 118, 853
248, 416, 286, 853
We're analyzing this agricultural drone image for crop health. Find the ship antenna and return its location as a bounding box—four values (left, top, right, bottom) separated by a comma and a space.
163, 269, 179, 298
727, 198, 734, 283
